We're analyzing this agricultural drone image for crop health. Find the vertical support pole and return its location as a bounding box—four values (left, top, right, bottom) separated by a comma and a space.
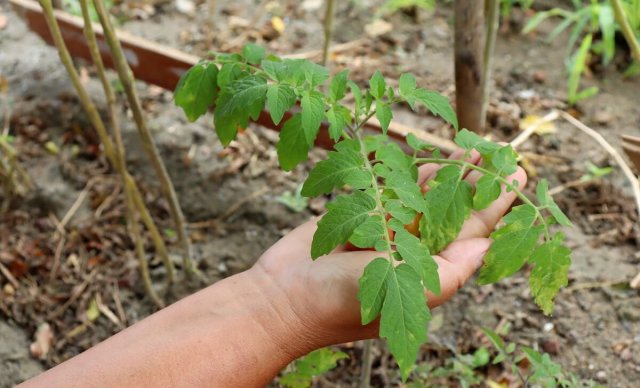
454, 0, 486, 133
322, 0, 336, 66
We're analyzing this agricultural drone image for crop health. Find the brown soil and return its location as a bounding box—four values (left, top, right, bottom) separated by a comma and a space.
1, 1, 639, 387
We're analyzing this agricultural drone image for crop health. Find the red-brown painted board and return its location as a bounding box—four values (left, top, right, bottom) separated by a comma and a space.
10, 0, 458, 154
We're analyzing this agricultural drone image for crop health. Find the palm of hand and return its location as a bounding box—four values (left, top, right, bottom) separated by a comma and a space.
255, 151, 527, 348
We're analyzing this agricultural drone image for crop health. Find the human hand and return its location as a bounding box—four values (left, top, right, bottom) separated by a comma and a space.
252, 149, 527, 352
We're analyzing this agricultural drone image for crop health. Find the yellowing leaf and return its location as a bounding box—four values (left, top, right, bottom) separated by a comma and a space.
520, 115, 557, 135
529, 233, 571, 315
486, 379, 508, 388
271, 16, 285, 34
86, 298, 101, 321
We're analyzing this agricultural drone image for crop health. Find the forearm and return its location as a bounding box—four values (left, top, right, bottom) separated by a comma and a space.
21, 267, 314, 388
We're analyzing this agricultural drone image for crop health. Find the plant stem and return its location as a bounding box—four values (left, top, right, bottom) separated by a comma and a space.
38, 0, 172, 301
126, 186, 165, 308
482, 0, 500, 129
79, 0, 165, 307
321, 0, 336, 67
415, 158, 550, 239
359, 340, 373, 388
353, 109, 389, 388
0, 136, 32, 211
611, 0, 640, 65
93, 0, 194, 279
0, 137, 33, 192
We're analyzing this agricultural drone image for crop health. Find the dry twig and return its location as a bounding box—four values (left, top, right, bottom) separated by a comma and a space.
93, 0, 194, 278
510, 111, 559, 149
80, 0, 166, 306
558, 111, 640, 222
0, 261, 19, 289
39, 0, 169, 306
283, 39, 367, 60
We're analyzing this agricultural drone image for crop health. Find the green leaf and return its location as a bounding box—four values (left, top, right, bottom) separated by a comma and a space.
301, 140, 371, 196
421, 166, 472, 253
311, 191, 376, 258
536, 179, 573, 227
214, 76, 267, 145
350, 215, 386, 249
278, 372, 309, 388
528, 233, 571, 315
454, 129, 501, 155
242, 43, 266, 65
522, 10, 553, 34
377, 0, 435, 16
217, 62, 245, 88
521, 346, 563, 384
329, 70, 349, 102
387, 218, 406, 232
325, 104, 350, 142
365, 90, 374, 113
386, 170, 427, 214
598, 5, 615, 65
478, 205, 544, 284
266, 83, 296, 125
406, 133, 435, 152
174, 62, 219, 122
349, 80, 363, 115
399, 73, 417, 100
376, 104, 392, 134
301, 91, 325, 146
281, 348, 348, 388
385, 199, 417, 224
473, 174, 501, 211
375, 239, 390, 252
364, 135, 389, 153
394, 229, 440, 294
301, 60, 329, 88
380, 264, 430, 381
413, 88, 458, 129
568, 34, 594, 105
261, 59, 291, 82
358, 257, 391, 324
481, 327, 506, 352
216, 52, 243, 63
262, 59, 324, 87
370, 70, 386, 99
376, 142, 413, 172
472, 347, 491, 368
277, 114, 310, 171
491, 145, 518, 176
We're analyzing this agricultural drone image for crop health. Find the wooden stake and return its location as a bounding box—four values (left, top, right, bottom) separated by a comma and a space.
454, 0, 486, 133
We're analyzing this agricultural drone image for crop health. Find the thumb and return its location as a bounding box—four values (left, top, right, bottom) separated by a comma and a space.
428, 238, 490, 308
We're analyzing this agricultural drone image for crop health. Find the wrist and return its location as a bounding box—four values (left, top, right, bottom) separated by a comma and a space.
230, 266, 322, 361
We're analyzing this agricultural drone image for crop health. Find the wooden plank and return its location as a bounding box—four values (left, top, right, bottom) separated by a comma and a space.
9, 0, 458, 154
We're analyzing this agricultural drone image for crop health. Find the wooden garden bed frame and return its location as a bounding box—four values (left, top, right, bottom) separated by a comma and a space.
10, 0, 458, 155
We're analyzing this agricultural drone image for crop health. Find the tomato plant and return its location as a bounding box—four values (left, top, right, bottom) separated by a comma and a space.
174, 45, 572, 380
